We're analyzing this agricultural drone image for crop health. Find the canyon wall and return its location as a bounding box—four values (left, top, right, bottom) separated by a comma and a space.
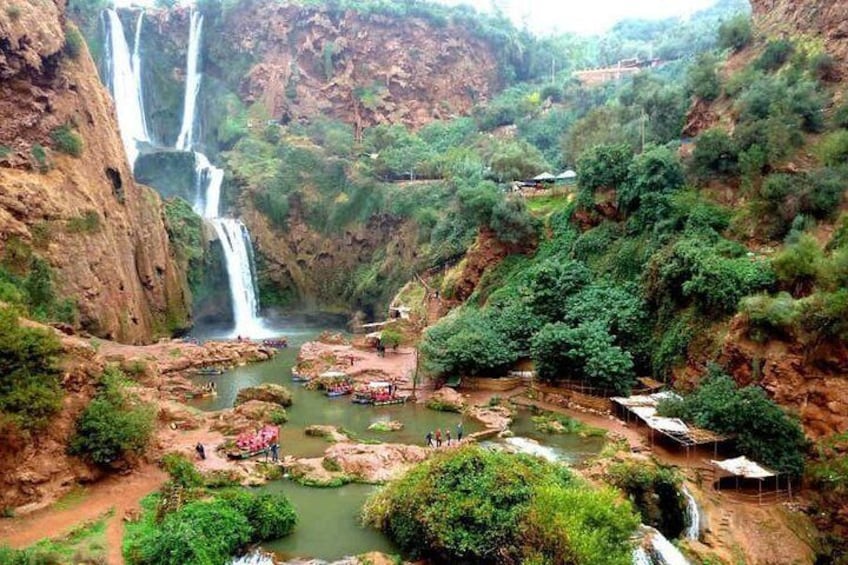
0, 0, 190, 343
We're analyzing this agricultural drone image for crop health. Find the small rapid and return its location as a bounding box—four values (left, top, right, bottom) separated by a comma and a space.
634, 525, 691, 565
681, 484, 700, 541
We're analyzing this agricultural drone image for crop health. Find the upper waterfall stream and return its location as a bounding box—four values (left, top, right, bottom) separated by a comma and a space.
105, 7, 266, 337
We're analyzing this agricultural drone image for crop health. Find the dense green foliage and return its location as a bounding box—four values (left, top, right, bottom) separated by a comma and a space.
658, 368, 807, 474
124, 457, 297, 564
69, 367, 155, 467
607, 460, 686, 538
0, 307, 63, 433
363, 446, 638, 564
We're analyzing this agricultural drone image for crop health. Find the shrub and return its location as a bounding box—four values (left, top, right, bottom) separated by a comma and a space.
687, 53, 721, 101
0, 307, 63, 432
799, 289, 848, 342
607, 460, 685, 538
162, 453, 204, 489
659, 368, 807, 474
69, 367, 155, 467
362, 446, 638, 564
691, 129, 738, 178
51, 124, 83, 157
31, 144, 48, 172
717, 14, 752, 52
63, 24, 85, 60
6, 5, 22, 20
740, 292, 800, 341
66, 210, 100, 233
489, 196, 538, 245
817, 131, 848, 167
755, 39, 795, 72
380, 327, 402, 350
772, 234, 827, 296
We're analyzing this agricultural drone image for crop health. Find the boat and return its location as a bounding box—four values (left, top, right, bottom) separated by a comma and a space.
291, 372, 308, 382
262, 337, 288, 349
226, 425, 279, 460
327, 389, 352, 398
352, 391, 373, 404
194, 367, 224, 376
373, 395, 408, 406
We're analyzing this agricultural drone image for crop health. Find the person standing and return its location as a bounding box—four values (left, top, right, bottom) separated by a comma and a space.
426, 431, 434, 448
271, 442, 279, 462
457, 422, 463, 442
445, 429, 451, 446
435, 428, 442, 448
195, 442, 206, 460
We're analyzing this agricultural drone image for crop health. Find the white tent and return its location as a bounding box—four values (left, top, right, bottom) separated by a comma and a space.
556, 170, 577, 179
532, 172, 556, 181
711, 456, 775, 479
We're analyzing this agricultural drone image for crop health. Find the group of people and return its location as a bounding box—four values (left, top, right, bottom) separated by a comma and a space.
426, 423, 463, 448
265, 442, 280, 462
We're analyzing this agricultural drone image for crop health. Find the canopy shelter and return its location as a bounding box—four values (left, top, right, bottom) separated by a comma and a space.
711, 456, 791, 503
556, 170, 577, 180
611, 392, 729, 457
532, 172, 556, 182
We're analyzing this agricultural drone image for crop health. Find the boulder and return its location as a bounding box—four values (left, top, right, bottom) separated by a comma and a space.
368, 420, 404, 432
426, 387, 466, 412
467, 405, 513, 431
235, 383, 292, 407
304, 425, 350, 443
323, 442, 429, 483
209, 400, 286, 436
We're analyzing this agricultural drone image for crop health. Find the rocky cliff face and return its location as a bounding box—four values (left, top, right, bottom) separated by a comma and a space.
212, 1, 502, 132
0, 0, 190, 343
750, 0, 848, 64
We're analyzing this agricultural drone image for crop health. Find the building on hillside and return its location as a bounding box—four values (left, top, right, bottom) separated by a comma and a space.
572, 58, 663, 86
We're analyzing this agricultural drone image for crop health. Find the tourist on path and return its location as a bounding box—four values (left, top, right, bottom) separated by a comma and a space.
446, 429, 451, 446
426, 431, 434, 447
435, 429, 442, 447
457, 422, 463, 442
195, 442, 206, 460
271, 442, 279, 462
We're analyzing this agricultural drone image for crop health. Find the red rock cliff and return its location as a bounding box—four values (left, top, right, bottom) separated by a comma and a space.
0, 0, 190, 343
215, 1, 503, 131
750, 0, 848, 63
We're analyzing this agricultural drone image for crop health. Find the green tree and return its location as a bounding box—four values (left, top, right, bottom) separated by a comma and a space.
576, 143, 633, 205
691, 128, 738, 178
619, 145, 685, 215
717, 14, 752, 52
0, 307, 63, 432
687, 53, 721, 101
69, 367, 155, 467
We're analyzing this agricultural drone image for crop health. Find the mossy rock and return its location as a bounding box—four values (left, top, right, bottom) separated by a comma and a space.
234, 383, 293, 407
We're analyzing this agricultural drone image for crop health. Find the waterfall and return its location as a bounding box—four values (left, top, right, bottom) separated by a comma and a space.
210, 218, 263, 337
104, 9, 150, 169
173, 10, 264, 337
681, 485, 700, 541
634, 525, 691, 565
175, 10, 204, 151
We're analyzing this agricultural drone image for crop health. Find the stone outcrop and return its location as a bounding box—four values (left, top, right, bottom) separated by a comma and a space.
0, 1, 190, 343
719, 316, 848, 439
214, 1, 502, 131
750, 0, 848, 66
209, 400, 285, 436
234, 383, 293, 408
427, 387, 466, 412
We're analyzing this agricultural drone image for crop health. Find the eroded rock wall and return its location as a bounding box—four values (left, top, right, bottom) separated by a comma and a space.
0, 0, 190, 343
213, 1, 503, 131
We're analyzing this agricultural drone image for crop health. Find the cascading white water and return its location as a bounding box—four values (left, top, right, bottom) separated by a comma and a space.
192, 152, 223, 218
175, 10, 204, 151
210, 218, 264, 337
635, 525, 691, 565
173, 10, 264, 337
105, 9, 150, 169
504, 437, 561, 462
681, 485, 700, 541
229, 551, 274, 565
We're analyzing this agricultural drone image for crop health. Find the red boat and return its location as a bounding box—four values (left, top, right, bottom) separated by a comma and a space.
227, 425, 279, 460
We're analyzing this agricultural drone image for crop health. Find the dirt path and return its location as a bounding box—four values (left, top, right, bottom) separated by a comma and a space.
0, 426, 233, 564
0, 463, 166, 563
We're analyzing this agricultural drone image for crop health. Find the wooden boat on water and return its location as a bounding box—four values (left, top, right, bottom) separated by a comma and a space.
225, 425, 279, 460
351, 381, 405, 406
291, 372, 308, 382
262, 337, 288, 349
194, 367, 224, 376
